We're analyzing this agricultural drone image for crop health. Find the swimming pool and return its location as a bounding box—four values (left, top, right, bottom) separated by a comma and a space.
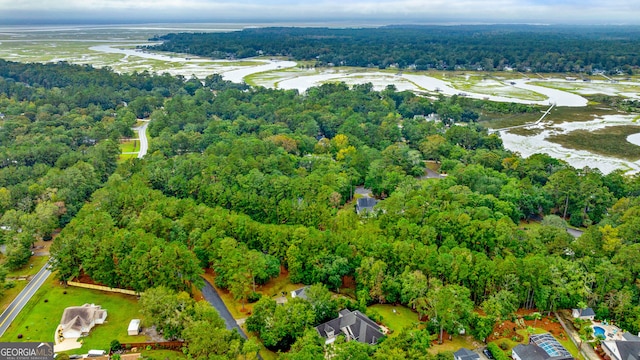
594, 326, 606, 337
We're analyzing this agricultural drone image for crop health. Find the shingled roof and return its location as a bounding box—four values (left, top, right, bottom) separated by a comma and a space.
315, 309, 383, 345
60, 304, 107, 338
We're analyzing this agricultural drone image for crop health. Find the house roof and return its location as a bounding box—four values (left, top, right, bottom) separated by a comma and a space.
128, 319, 141, 332
315, 309, 384, 345
574, 308, 595, 317
60, 304, 106, 335
604, 340, 640, 360
513, 344, 551, 360
529, 333, 572, 359
356, 197, 378, 213
454, 348, 479, 360
291, 286, 309, 300
622, 333, 640, 342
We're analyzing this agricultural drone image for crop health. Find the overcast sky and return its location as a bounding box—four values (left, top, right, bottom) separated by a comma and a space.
1, 0, 639, 25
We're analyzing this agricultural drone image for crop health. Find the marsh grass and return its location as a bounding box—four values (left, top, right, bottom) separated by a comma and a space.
508, 127, 545, 137
479, 113, 542, 129
547, 125, 640, 161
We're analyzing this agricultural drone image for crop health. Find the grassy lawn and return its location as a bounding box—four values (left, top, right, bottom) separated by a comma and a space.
1, 276, 146, 353
428, 335, 480, 355
140, 350, 187, 360
368, 304, 419, 338
0, 282, 28, 312
120, 138, 141, 153
547, 125, 640, 161
118, 153, 138, 162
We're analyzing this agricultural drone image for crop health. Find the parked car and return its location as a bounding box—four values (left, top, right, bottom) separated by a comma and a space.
483, 348, 495, 359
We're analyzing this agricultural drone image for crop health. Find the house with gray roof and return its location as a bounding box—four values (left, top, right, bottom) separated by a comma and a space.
622, 332, 640, 342
315, 309, 384, 345
603, 333, 640, 360
571, 307, 595, 320
59, 303, 107, 339
356, 197, 378, 214
454, 348, 479, 360
291, 286, 309, 300
512, 333, 573, 360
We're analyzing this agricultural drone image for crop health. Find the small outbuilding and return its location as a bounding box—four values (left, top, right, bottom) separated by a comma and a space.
128, 319, 141, 336
571, 307, 595, 321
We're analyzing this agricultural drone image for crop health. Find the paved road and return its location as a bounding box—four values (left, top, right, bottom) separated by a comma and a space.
200, 278, 263, 359
0, 260, 52, 337
566, 228, 584, 238
134, 121, 150, 159
200, 278, 247, 338
420, 167, 446, 180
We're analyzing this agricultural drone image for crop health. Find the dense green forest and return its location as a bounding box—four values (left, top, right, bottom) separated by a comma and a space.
149, 25, 640, 73
48, 76, 640, 354
0, 60, 205, 270
2, 59, 640, 358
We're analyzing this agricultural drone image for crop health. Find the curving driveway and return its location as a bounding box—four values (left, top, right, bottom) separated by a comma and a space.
200, 279, 246, 337
133, 121, 150, 159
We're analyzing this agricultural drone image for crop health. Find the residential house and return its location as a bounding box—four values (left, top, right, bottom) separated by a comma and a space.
512, 333, 573, 360
291, 286, 309, 300
603, 333, 640, 360
603, 340, 640, 360
622, 332, 640, 342
315, 309, 384, 345
571, 307, 595, 321
454, 348, 479, 360
356, 197, 378, 215
59, 304, 107, 339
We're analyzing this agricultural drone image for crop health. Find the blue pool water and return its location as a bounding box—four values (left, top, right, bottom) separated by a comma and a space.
594, 326, 606, 337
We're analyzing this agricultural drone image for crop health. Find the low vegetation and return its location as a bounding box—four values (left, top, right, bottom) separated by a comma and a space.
548, 125, 640, 160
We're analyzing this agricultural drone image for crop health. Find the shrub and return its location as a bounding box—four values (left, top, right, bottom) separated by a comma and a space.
17, 334, 22, 339
110, 339, 122, 352
488, 342, 511, 360
365, 309, 383, 324
248, 291, 262, 303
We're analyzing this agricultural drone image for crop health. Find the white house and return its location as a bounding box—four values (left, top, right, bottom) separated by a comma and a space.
59, 304, 107, 339
571, 307, 595, 321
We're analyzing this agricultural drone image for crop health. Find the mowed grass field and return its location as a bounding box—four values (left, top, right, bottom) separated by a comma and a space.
1, 276, 146, 353
367, 304, 419, 337
120, 138, 141, 153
